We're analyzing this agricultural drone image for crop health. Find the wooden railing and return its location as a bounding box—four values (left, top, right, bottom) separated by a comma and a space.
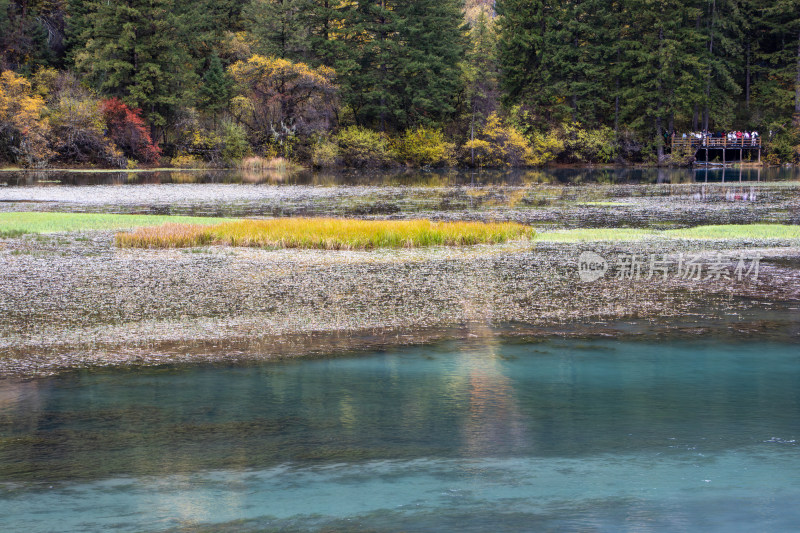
672, 137, 762, 150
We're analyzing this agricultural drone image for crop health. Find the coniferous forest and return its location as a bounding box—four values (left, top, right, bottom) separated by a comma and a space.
1, 0, 799, 168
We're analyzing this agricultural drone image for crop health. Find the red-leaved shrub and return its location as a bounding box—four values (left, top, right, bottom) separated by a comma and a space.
100, 98, 161, 163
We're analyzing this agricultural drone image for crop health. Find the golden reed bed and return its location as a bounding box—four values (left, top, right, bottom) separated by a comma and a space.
115, 218, 536, 250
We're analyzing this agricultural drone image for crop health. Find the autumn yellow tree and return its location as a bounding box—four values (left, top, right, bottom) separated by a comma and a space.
462, 112, 533, 167
229, 55, 338, 150
0, 70, 52, 167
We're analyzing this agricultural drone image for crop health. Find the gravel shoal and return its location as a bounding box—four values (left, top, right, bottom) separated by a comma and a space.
1, 231, 798, 377
2, 182, 799, 228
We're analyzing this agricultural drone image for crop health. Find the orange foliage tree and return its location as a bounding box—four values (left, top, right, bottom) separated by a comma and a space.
0, 70, 52, 167
100, 98, 161, 164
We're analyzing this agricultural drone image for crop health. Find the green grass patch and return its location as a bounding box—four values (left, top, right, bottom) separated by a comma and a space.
577, 201, 632, 207
667, 224, 800, 240
0, 212, 231, 236
116, 218, 535, 250
537, 224, 800, 242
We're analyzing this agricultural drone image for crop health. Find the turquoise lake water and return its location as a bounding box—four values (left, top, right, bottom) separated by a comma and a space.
1, 338, 799, 532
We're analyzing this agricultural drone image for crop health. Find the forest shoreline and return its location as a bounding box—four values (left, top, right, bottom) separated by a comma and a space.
1, 162, 791, 174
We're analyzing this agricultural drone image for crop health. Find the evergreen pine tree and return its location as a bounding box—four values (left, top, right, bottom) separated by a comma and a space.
617, 0, 705, 160
65, 0, 93, 64
199, 54, 233, 125
304, 0, 345, 66
697, 0, 744, 131
242, 0, 308, 60
750, 0, 800, 128
394, 0, 467, 127
334, 0, 466, 130
336, 0, 403, 130
189, 0, 249, 57
542, 0, 621, 125
75, 0, 199, 139
0, 0, 56, 71
464, 8, 500, 121
495, 0, 546, 108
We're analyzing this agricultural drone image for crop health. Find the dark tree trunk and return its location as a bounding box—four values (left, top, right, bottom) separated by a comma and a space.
703, 0, 715, 132
379, 0, 386, 131
656, 115, 664, 161
746, 41, 751, 110
614, 49, 620, 134
656, 26, 665, 162
572, 34, 579, 122
794, 29, 800, 128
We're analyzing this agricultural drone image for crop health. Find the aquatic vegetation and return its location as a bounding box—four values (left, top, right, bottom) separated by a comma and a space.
115, 218, 536, 250
0, 212, 230, 236
537, 224, 800, 242
239, 156, 298, 172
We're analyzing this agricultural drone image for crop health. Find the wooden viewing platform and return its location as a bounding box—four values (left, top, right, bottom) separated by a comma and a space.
672, 136, 762, 163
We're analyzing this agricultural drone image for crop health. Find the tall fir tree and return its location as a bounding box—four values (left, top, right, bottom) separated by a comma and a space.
394, 0, 467, 127
334, 0, 466, 130
750, 0, 800, 129
65, 0, 92, 64
189, 0, 248, 57
199, 54, 233, 125
0, 0, 57, 71
464, 7, 500, 122
242, 0, 309, 60
336, 0, 402, 130
617, 0, 705, 159
541, 0, 620, 125
495, 0, 546, 109
75, 0, 199, 139
697, 0, 744, 131
304, 0, 346, 66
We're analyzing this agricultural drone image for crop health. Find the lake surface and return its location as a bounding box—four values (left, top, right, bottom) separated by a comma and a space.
1, 337, 799, 532
1, 166, 799, 187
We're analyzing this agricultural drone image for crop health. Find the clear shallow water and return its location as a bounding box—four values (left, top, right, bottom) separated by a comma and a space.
1, 338, 799, 532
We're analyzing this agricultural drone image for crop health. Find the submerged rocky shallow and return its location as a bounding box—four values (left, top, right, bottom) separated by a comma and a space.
1, 176, 799, 376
